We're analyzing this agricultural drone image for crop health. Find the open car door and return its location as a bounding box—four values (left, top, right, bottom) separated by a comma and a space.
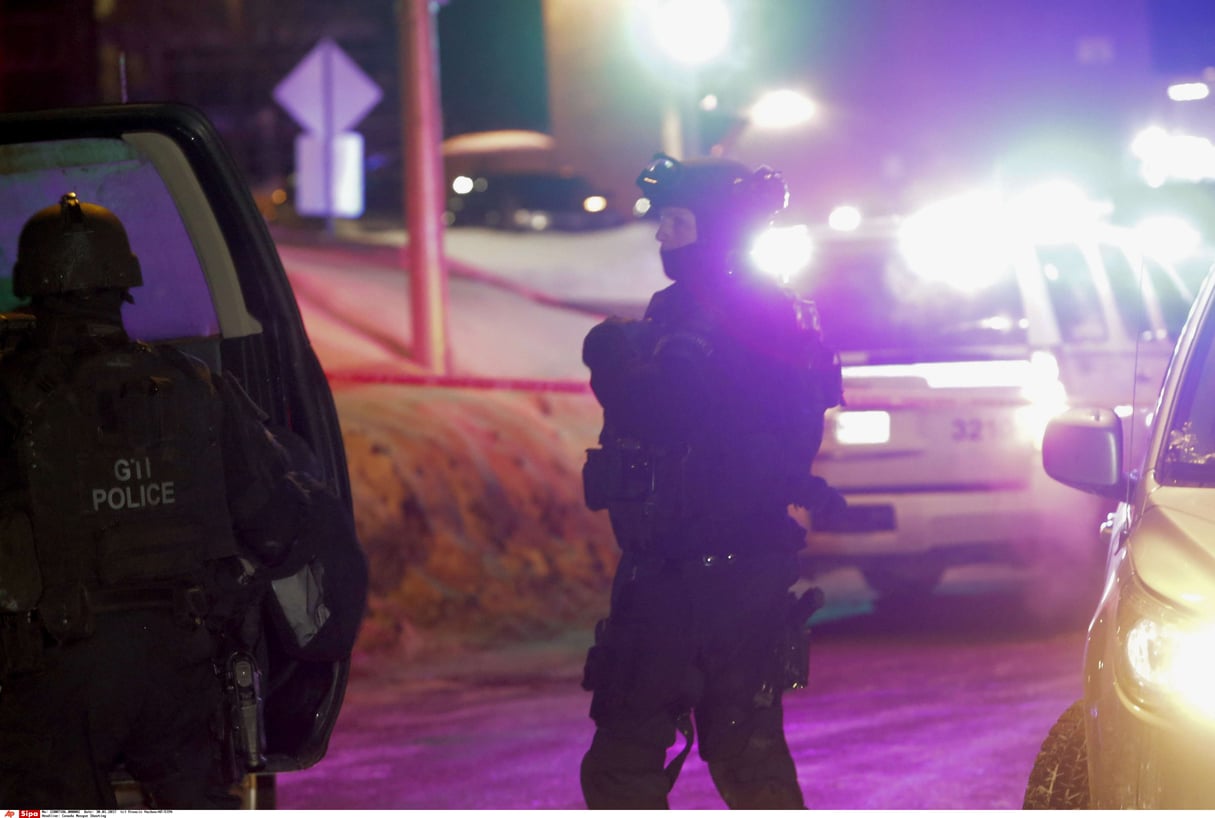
0, 102, 355, 789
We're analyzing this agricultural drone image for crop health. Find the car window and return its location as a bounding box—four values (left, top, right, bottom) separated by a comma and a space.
0, 137, 220, 343
799, 233, 1028, 361
1160, 299, 1215, 485
1036, 243, 1108, 343
1098, 242, 1151, 337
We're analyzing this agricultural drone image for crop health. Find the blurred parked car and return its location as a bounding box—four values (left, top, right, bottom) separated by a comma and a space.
444, 171, 625, 231
0, 102, 356, 806
1023, 259, 1215, 808
772, 189, 1194, 608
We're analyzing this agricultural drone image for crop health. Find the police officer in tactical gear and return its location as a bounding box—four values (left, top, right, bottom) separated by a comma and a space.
0, 194, 329, 808
579, 155, 843, 809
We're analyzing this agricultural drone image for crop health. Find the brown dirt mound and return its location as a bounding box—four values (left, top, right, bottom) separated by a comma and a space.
334, 384, 618, 659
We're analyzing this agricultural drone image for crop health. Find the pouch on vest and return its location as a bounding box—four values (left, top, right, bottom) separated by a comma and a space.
0, 511, 47, 673
0, 509, 40, 613
38, 583, 94, 642
583, 443, 657, 512
0, 613, 44, 678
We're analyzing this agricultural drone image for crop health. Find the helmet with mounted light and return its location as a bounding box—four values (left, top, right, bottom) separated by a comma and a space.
636, 153, 789, 280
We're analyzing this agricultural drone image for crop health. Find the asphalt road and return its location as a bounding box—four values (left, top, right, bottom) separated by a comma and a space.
274, 568, 1090, 810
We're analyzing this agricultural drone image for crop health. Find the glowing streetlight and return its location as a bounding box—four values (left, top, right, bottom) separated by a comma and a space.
642, 0, 731, 67
748, 89, 818, 130
1131, 126, 1215, 187
712, 88, 819, 158
1168, 82, 1210, 102
636, 0, 732, 158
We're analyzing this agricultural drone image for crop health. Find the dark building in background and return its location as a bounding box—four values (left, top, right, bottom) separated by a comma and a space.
0, 0, 548, 216
0, 0, 97, 111
5, 1, 1215, 225
0, 0, 401, 202
94, 0, 400, 191
437, 0, 549, 136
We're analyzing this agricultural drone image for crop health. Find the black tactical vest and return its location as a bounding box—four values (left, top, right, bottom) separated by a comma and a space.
584, 276, 841, 555
7, 342, 238, 597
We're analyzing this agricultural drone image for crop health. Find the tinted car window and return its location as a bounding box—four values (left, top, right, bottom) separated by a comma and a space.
1036, 243, 1107, 342
800, 233, 1028, 361
0, 137, 221, 343
1161, 299, 1215, 485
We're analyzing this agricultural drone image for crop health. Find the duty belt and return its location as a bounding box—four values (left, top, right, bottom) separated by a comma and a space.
629, 545, 796, 579
0, 610, 36, 626
89, 585, 209, 626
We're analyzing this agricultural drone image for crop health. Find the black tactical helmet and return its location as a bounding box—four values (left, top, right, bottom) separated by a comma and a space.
636, 153, 788, 249
12, 193, 142, 298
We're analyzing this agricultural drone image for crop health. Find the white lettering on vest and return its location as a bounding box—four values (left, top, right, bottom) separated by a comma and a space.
89, 457, 176, 512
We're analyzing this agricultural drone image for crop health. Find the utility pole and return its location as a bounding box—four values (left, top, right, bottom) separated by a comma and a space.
399, 0, 451, 374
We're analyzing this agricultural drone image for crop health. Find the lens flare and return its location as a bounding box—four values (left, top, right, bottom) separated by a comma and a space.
750, 225, 813, 282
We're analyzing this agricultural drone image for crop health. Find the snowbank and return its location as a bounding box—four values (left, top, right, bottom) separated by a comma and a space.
277, 223, 663, 659
335, 383, 618, 659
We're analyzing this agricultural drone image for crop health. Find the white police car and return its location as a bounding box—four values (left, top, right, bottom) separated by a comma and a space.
755, 187, 1194, 608
0, 103, 355, 804
1023, 248, 1215, 808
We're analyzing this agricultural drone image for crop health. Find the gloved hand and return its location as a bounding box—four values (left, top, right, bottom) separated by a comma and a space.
794, 474, 847, 519
582, 317, 655, 373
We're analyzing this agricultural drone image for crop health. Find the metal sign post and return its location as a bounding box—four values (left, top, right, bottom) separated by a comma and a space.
399, 0, 452, 374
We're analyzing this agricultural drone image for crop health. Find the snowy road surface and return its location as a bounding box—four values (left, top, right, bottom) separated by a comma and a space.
276, 573, 1087, 810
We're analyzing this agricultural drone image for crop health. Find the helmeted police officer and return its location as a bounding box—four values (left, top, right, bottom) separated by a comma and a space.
579, 156, 843, 809
0, 193, 326, 808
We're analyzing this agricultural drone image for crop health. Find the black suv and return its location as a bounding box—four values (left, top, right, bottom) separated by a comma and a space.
446, 170, 624, 231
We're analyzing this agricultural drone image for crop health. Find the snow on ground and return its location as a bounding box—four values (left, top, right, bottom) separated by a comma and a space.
275, 221, 667, 660
342, 218, 669, 309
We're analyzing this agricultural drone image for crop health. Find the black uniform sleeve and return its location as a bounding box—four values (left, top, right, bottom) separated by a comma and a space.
583, 316, 669, 441
214, 370, 313, 567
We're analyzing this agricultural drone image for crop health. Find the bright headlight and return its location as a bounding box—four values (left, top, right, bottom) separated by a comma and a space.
1013, 351, 1068, 449
1118, 576, 1215, 720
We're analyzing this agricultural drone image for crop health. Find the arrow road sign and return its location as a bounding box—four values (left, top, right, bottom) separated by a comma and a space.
274, 37, 382, 136
273, 37, 383, 218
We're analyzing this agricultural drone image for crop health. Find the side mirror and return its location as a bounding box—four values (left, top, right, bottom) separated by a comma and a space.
1042, 407, 1127, 500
